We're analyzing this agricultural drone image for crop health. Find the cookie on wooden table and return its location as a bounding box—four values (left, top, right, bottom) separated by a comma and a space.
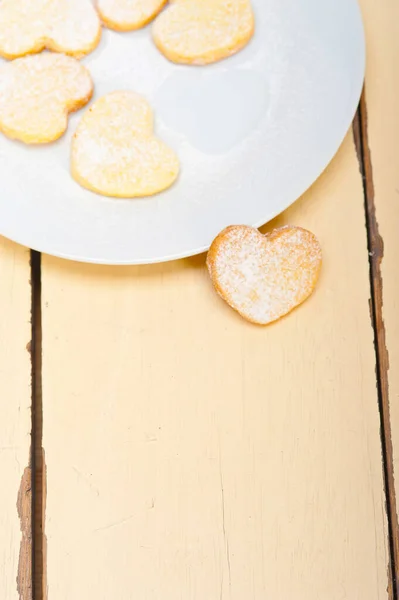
0, 54, 93, 144
207, 225, 322, 325
98, 0, 167, 31
71, 91, 180, 198
152, 0, 255, 65
0, 0, 101, 60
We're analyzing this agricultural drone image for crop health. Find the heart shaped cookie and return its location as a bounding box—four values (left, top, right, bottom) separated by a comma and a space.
207, 225, 322, 325
0, 0, 101, 60
98, 0, 167, 31
152, 0, 254, 65
0, 53, 93, 144
71, 91, 180, 198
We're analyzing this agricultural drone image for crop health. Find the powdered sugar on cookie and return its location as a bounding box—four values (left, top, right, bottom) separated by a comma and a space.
0, 0, 101, 60
98, 0, 167, 31
152, 0, 254, 65
207, 225, 322, 325
71, 91, 179, 198
0, 53, 93, 144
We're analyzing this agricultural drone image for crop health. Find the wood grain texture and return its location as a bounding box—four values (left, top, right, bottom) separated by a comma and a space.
358, 0, 399, 593
41, 132, 389, 599
0, 239, 32, 600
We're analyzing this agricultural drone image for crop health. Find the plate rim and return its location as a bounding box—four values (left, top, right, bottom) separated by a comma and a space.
0, 0, 366, 266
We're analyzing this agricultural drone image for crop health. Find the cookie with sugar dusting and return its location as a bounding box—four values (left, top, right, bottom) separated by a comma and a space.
0, 0, 101, 60
0, 53, 93, 144
152, 0, 254, 65
98, 0, 167, 31
71, 91, 180, 198
207, 225, 322, 325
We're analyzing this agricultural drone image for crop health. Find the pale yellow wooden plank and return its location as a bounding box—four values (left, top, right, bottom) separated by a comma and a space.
0, 239, 32, 600
41, 130, 388, 599
358, 0, 399, 569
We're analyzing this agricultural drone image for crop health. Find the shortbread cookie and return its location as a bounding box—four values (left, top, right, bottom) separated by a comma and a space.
98, 0, 167, 31
0, 54, 93, 144
71, 91, 179, 198
207, 225, 322, 325
0, 0, 101, 60
152, 0, 254, 65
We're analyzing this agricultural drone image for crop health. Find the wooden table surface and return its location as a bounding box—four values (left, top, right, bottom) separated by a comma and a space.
1, 0, 398, 598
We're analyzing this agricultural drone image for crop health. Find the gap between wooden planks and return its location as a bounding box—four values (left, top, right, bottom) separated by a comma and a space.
32, 251, 45, 600
354, 0, 399, 595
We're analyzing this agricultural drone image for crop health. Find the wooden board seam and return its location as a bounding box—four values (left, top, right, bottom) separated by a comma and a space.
353, 94, 399, 600
31, 251, 46, 600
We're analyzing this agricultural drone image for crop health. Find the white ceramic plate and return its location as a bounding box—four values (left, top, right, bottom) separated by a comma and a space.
0, 0, 365, 264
